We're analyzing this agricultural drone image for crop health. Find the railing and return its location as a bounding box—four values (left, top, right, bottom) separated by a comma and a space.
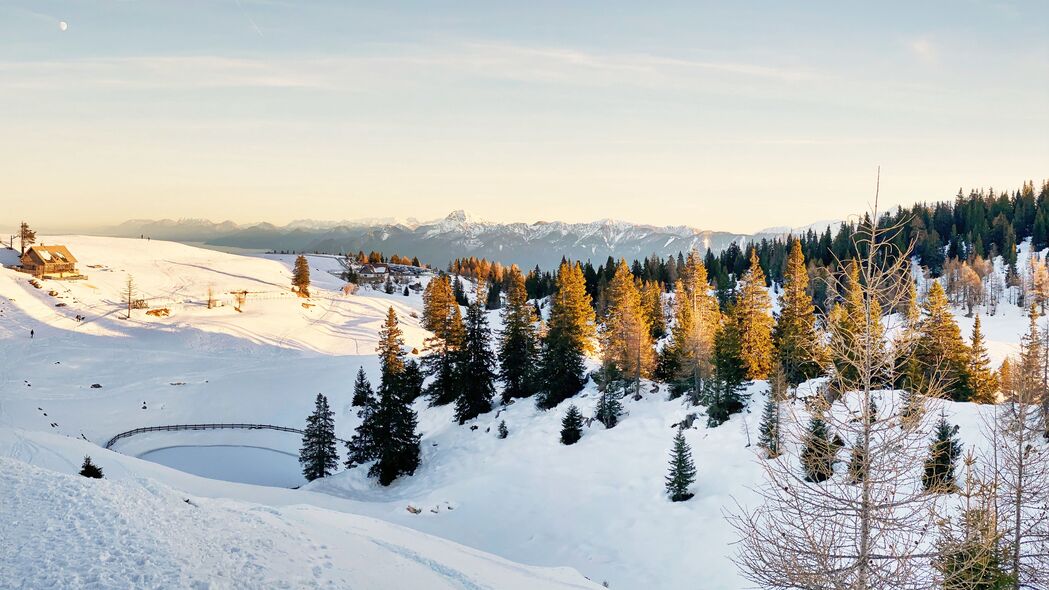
104, 423, 349, 449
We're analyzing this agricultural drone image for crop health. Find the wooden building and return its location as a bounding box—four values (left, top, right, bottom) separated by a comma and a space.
19, 245, 83, 279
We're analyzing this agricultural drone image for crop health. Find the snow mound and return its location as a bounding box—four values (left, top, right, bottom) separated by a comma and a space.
0, 457, 599, 590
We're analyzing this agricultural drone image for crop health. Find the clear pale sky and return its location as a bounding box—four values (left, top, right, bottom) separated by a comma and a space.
1, 1, 1046, 233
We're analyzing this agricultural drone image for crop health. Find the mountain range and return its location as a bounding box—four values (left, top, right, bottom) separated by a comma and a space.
106, 211, 838, 270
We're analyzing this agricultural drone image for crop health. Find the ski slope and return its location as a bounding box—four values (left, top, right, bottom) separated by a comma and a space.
0, 235, 1041, 589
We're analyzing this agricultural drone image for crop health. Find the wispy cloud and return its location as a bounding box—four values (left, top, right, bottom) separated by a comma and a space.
0, 41, 816, 92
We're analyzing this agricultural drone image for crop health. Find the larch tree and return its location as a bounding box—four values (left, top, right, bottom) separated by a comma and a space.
423, 280, 467, 407
537, 261, 596, 410
455, 301, 496, 424
668, 251, 721, 399
641, 279, 666, 339
292, 255, 311, 297
774, 238, 824, 386
917, 281, 971, 401
735, 249, 775, 381
299, 393, 339, 481
599, 259, 654, 398
498, 266, 539, 403
965, 315, 999, 404
730, 197, 947, 590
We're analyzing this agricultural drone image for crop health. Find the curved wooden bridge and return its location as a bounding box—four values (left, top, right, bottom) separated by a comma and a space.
104, 423, 349, 449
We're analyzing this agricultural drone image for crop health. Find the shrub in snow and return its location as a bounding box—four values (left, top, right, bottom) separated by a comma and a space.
79, 456, 103, 479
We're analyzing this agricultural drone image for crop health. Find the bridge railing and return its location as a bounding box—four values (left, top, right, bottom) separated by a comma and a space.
104, 423, 348, 449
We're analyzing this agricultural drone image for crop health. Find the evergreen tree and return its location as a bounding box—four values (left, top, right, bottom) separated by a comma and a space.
701, 365, 746, 428
735, 250, 775, 380
455, 302, 496, 424
916, 281, 971, 401
79, 456, 103, 479
497, 420, 509, 439
847, 436, 868, 484
668, 251, 721, 398
292, 255, 311, 297
599, 259, 654, 398
537, 262, 595, 409
560, 404, 584, 445
423, 297, 466, 407
934, 455, 1014, 590
401, 358, 425, 402
800, 408, 835, 483
595, 388, 623, 429
453, 275, 469, 306
774, 239, 823, 385
352, 367, 373, 407
498, 267, 539, 402
757, 368, 786, 458
923, 412, 962, 493
965, 315, 999, 404
347, 307, 422, 485
665, 430, 697, 502
641, 280, 666, 339
299, 393, 339, 481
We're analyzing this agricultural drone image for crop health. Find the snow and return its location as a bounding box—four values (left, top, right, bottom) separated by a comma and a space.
0, 235, 1041, 589
1, 457, 598, 589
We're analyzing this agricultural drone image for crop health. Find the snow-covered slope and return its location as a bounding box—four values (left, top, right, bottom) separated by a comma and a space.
1, 455, 598, 589
0, 235, 1040, 589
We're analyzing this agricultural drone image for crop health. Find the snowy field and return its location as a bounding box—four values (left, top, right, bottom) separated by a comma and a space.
0, 235, 1041, 589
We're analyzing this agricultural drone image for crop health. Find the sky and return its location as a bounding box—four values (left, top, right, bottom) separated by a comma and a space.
1, 1, 1046, 234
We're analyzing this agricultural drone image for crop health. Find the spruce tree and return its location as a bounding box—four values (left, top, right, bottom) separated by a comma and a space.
352, 367, 373, 407
497, 420, 509, 439
665, 430, 697, 502
537, 261, 595, 409
922, 412, 962, 493
455, 302, 496, 424
758, 368, 785, 458
916, 281, 971, 401
401, 357, 425, 402
595, 388, 623, 429
79, 456, 104, 479
498, 267, 539, 403
800, 408, 835, 483
292, 255, 311, 297
300, 393, 339, 481
965, 315, 999, 404
560, 404, 584, 445
735, 249, 775, 380
348, 307, 422, 485
774, 239, 823, 385
599, 259, 654, 398
847, 436, 868, 484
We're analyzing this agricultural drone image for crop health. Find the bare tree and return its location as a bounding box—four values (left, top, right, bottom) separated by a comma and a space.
19, 221, 36, 256
122, 275, 135, 319
729, 173, 946, 590
988, 310, 1049, 588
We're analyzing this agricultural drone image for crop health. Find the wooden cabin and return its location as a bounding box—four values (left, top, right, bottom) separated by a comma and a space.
19, 245, 82, 279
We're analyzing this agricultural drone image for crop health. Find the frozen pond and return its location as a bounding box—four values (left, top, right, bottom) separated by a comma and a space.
138, 445, 306, 488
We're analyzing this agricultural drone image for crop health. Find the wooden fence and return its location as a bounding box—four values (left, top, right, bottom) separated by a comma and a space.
104, 423, 349, 449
